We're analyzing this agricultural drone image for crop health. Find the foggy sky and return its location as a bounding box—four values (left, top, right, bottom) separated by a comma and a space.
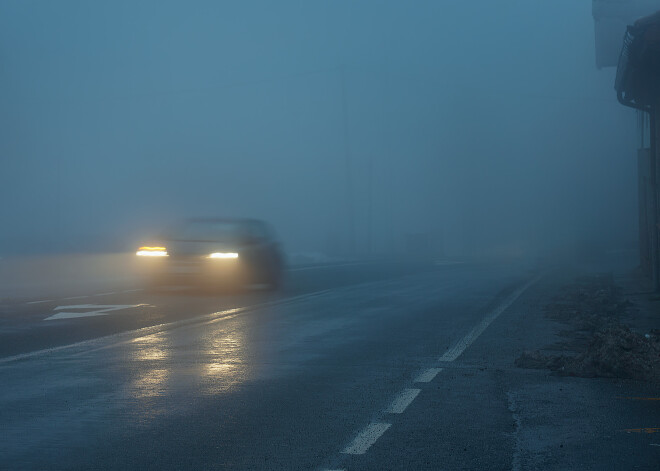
0, 0, 639, 258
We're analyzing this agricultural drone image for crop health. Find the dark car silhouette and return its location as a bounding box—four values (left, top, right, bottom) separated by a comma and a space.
137, 218, 285, 290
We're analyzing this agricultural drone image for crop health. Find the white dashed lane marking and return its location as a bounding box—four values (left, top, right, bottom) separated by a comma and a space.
414, 367, 443, 383
386, 388, 421, 414
341, 423, 392, 455
326, 274, 542, 466
26, 299, 54, 305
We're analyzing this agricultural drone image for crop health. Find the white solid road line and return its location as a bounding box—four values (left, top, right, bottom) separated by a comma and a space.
439, 275, 541, 362
414, 367, 443, 383
26, 299, 54, 305
288, 262, 371, 272
386, 388, 421, 414
341, 423, 392, 455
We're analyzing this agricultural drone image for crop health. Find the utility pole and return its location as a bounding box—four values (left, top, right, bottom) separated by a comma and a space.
340, 66, 356, 257
367, 153, 373, 257
652, 106, 660, 290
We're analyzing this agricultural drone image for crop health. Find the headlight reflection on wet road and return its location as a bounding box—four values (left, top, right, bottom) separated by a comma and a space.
127, 333, 172, 400
120, 310, 251, 410
200, 328, 247, 396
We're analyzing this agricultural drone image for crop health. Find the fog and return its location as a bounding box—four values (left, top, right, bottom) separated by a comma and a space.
0, 0, 638, 260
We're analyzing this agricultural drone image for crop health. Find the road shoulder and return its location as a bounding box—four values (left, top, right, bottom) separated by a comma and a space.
346, 270, 660, 470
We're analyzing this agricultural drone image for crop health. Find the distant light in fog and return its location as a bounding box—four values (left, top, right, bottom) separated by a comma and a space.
208, 252, 239, 259
136, 247, 168, 257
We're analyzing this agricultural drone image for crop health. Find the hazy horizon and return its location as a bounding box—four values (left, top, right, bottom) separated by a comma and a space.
0, 0, 639, 259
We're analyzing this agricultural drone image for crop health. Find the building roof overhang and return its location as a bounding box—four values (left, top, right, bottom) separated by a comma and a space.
615, 9, 660, 110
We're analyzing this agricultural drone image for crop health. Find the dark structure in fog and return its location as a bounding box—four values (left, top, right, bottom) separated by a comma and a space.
612, 9, 660, 288
593, 0, 658, 68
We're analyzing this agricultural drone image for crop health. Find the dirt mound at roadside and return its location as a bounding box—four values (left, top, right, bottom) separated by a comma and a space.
516, 326, 660, 380
515, 275, 660, 381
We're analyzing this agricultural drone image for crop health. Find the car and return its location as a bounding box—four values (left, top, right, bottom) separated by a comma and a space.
136, 218, 285, 290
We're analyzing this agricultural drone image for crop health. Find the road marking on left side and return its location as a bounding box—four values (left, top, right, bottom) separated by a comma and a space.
0, 288, 334, 364
25, 288, 143, 306
44, 304, 148, 321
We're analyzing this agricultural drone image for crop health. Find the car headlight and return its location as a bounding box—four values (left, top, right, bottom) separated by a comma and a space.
208, 252, 239, 259
136, 246, 169, 257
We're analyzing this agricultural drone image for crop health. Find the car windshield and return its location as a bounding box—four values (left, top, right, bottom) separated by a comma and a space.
167, 221, 246, 243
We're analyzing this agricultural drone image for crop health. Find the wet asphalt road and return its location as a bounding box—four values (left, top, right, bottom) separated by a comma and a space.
2, 261, 657, 470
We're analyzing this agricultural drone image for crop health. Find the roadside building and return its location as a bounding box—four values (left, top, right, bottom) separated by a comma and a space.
593, 1, 660, 288
614, 9, 660, 287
